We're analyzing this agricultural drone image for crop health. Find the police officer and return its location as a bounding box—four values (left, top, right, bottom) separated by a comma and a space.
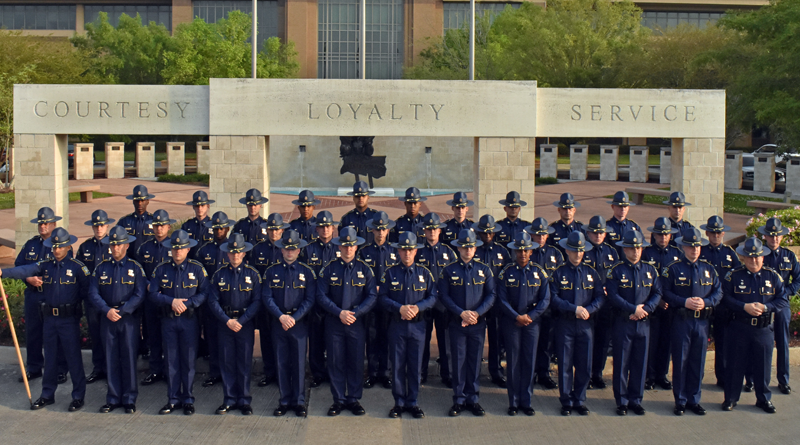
757, 217, 800, 395
149, 230, 210, 415
317, 227, 378, 416
182, 191, 215, 258
661, 227, 721, 416
302, 210, 340, 388
642, 217, 682, 391
605, 191, 641, 258
87, 226, 147, 414
2, 228, 90, 411
550, 231, 605, 416
525, 217, 564, 390
550, 193, 584, 255
497, 231, 550, 416
440, 229, 496, 417
699, 216, 741, 388
441, 192, 474, 244
208, 233, 262, 416
390, 187, 426, 243
339, 180, 377, 244
606, 230, 662, 416
263, 230, 317, 417
416, 212, 456, 386
289, 190, 320, 241
650, 192, 694, 247
721, 237, 788, 414
360, 211, 398, 389
582, 216, 620, 390
117, 184, 155, 263
473, 214, 510, 388
380, 232, 437, 419
496, 191, 530, 245
233, 188, 268, 244
136, 209, 175, 386
77, 209, 114, 385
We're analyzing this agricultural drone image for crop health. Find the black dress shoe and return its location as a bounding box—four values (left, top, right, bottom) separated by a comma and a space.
575, 405, 590, 416
589, 377, 606, 389
381, 376, 393, 389
240, 405, 253, 415
521, 406, 535, 416
364, 376, 378, 389
86, 371, 107, 384
183, 403, 195, 415
538, 375, 558, 389
466, 403, 485, 416
616, 405, 628, 416
441, 377, 453, 388
687, 403, 706, 415
507, 406, 518, 416
273, 405, 290, 416
328, 403, 344, 416
310, 376, 325, 388
68, 399, 84, 412
655, 377, 672, 390
258, 376, 275, 387
294, 405, 307, 417
756, 400, 777, 414
20, 371, 43, 383
743, 381, 754, 392
644, 379, 655, 390
31, 397, 55, 410
141, 373, 164, 386
560, 406, 572, 416
721, 400, 736, 411
492, 376, 507, 388
408, 406, 425, 418
347, 401, 366, 416
674, 404, 686, 416
99, 403, 122, 413
448, 404, 463, 417
629, 404, 646, 416
389, 405, 403, 418
217, 404, 236, 415
124, 404, 136, 414
715, 380, 725, 388
420, 375, 427, 385
202, 376, 223, 387
159, 403, 182, 415
57, 373, 68, 384
778, 383, 792, 395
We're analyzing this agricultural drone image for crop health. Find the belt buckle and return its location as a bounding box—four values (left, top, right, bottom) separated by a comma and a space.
174, 311, 181, 317
52, 307, 59, 317
694, 310, 701, 319
751, 318, 758, 326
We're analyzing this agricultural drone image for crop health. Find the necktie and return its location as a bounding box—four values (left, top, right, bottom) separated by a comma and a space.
405, 266, 415, 305
342, 262, 354, 310
284, 264, 293, 310
517, 268, 528, 314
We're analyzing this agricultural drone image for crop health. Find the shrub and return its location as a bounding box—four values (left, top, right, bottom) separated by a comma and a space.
745, 206, 800, 247
0, 278, 27, 344
157, 173, 209, 186
535, 176, 558, 185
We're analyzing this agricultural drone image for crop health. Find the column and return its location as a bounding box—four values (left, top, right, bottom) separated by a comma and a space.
724, 150, 742, 190
474, 137, 536, 221
569, 144, 588, 181
660, 147, 672, 184
136, 142, 156, 178
209, 136, 270, 221
629, 146, 649, 183
670, 138, 725, 223
196, 141, 211, 174
786, 157, 800, 200
167, 142, 185, 176
171, 0, 193, 33
13, 134, 69, 252
753, 153, 776, 193
105, 142, 125, 179
599, 145, 619, 181
73, 143, 94, 180
285, 0, 319, 78
538, 144, 558, 179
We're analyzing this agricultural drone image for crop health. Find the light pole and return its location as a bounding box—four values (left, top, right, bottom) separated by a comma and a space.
252, 0, 257, 78
469, 0, 475, 80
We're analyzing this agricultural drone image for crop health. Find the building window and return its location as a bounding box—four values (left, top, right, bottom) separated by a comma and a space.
193, 1, 279, 47
443, 2, 520, 32
641, 11, 724, 31
318, 0, 404, 79
0, 4, 76, 30
85, 5, 172, 31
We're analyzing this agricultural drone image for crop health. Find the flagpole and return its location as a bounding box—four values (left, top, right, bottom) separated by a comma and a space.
1, 279, 32, 406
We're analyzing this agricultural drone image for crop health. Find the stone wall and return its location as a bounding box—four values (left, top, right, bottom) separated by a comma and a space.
209, 136, 270, 221
670, 138, 725, 223
474, 137, 536, 222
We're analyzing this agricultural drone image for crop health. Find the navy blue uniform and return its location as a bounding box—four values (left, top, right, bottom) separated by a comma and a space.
379, 263, 437, 408
87, 258, 147, 406
182, 216, 212, 258
116, 212, 154, 263
233, 215, 266, 244
208, 263, 262, 407
605, 217, 641, 257
722, 266, 788, 404
550, 262, 605, 407
441, 218, 474, 244
359, 242, 399, 380
475, 241, 510, 382
496, 217, 530, 246
301, 238, 341, 381
700, 243, 741, 386
642, 243, 682, 383
248, 236, 282, 381
416, 240, 456, 381
338, 208, 377, 244
650, 217, 693, 248
195, 239, 230, 381
763, 246, 800, 387
3, 257, 91, 401
263, 261, 316, 407
148, 259, 209, 405
582, 241, 619, 383
606, 260, 662, 407
250, 238, 282, 274
531, 244, 564, 378
497, 262, 550, 408
289, 216, 318, 242
661, 258, 722, 406
136, 238, 171, 376
549, 220, 584, 255
317, 258, 378, 404
390, 214, 424, 243
77, 236, 112, 375
439, 259, 496, 405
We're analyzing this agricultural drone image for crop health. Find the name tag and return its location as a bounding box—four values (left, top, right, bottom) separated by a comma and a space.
679, 276, 687, 281
101, 274, 108, 280
508, 278, 516, 282
128, 269, 135, 277
144, 254, 151, 259
331, 276, 339, 281
273, 279, 280, 283
392, 281, 399, 286
219, 280, 226, 286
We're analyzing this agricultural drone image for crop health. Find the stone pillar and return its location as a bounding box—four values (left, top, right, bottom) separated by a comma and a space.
13, 134, 69, 252
167, 142, 185, 176
475, 138, 536, 221
569, 144, 588, 181
660, 147, 672, 184
787, 157, 800, 200
196, 141, 211, 174
105, 142, 125, 179
285, 0, 319, 78
629, 146, 649, 183
209, 136, 270, 221
599, 145, 619, 181
753, 153, 776, 193
539, 144, 558, 179
136, 142, 156, 178
670, 138, 725, 223
74, 143, 94, 180
724, 150, 742, 190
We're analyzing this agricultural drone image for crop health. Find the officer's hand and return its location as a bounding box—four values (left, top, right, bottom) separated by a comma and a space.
279, 314, 296, 330
575, 306, 589, 320
632, 304, 648, 320
400, 305, 414, 320
516, 314, 531, 326
107, 308, 122, 322
692, 297, 706, 310
745, 303, 763, 317
26, 276, 43, 287
340, 310, 356, 325
226, 319, 242, 332
658, 300, 668, 310
685, 298, 703, 311
171, 298, 188, 314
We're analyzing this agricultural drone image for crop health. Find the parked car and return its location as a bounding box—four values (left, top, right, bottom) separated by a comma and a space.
753, 144, 798, 164
68, 144, 74, 168
742, 155, 786, 182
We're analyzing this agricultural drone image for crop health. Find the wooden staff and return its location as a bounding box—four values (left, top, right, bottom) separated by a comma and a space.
0, 279, 32, 406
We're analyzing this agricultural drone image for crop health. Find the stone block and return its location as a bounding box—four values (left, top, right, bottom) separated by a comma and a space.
753, 153, 776, 193
73, 143, 94, 180
105, 142, 125, 179
629, 146, 649, 183
786, 157, 800, 200
166, 142, 185, 176
599, 145, 618, 181
570, 145, 588, 181
660, 147, 672, 184
136, 142, 156, 178
196, 141, 211, 174
539, 144, 558, 179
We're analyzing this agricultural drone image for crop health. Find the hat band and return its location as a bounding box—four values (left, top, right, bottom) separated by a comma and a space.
152, 221, 171, 226
458, 242, 476, 247
229, 247, 246, 253
211, 223, 230, 229
340, 240, 358, 246
91, 221, 110, 226
108, 239, 128, 245
246, 200, 263, 205
283, 242, 300, 249
624, 242, 643, 248
171, 242, 190, 249
192, 201, 210, 206
36, 218, 57, 223
352, 192, 369, 196
51, 239, 71, 247
685, 241, 702, 246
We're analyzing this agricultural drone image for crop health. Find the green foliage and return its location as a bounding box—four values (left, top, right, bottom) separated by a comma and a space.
0, 278, 27, 344
790, 296, 800, 336
157, 173, 210, 185
745, 206, 800, 246
535, 177, 559, 185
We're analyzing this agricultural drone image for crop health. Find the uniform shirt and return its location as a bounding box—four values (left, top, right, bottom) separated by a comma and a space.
438, 259, 496, 317
262, 260, 317, 321
605, 217, 641, 257
496, 217, 531, 246
441, 218, 474, 244
582, 241, 619, 285
289, 216, 318, 242
531, 244, 564, 273
475, 241, 511, 279
606, 260, 662, 315
722, 266, 788, 315
379, 263, 438, 315
182, 216, 212, 258
87, 257, 147, 315
248, 239, 282, 276
700, 243, 742, 282
549, 262, 605, 315
3, 257, 90, 308
317, 258, 378, 318
137, 237, 172, 279
650, 217, 694, 247
147, 259, 209, 310
301, 238, 341, 277
76, 236, 112, 274
195, 238, 230, 277
661, 258, 722, 310
338, 207, 377, 243
496, 261, 550, 321
390, 213, 424, 243
233, 215, 266, 245
416, 241, 456, 284
763, 246, 800, 297
642, 244, 682, 274
117, 212, 154, 262
358, 241, 398, 285
15, 235, 72, 294
208, 263, 263, 326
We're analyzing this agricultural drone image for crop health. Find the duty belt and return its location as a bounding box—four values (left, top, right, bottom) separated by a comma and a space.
733, 312, 774, 328
40, 303, 80, 318
160, 306, 195, 318
224, 307, 247, 319
677, 307, 713, 320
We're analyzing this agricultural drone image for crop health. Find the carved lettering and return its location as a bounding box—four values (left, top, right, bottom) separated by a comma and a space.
664, 105, 677, 121
174, 102, 189, 119
76, 101, 90, 118
35, 101, 48, 117
99, 102, 111, 118
326, 103, 342, 119
54, 101, 69, 117
138, 102, 150, 118
630, 105, 642, 121
571, 105, 581, 120
651, 105, 656, 122
390, 104, 402, 120
348, 103, 362, 119
369, 104, 382, 120
591, 105, 602, 121
307, 103, 319, 119
117, 101, 129, 118
685, 105, 696, 122
430, 104, 444, 120
157, 102, 168, 118
610, 105, 622, 122
411, 104, 424, 120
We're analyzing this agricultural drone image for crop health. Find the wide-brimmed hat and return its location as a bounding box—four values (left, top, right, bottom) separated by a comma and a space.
616, 230, 650, 248
126, 184, 155, 200
220, 233, 253, 253
399, 187, 427, 203
499, 191, 527, 207
292, 190, 321, 207
186, 190, 214, 206
559, 231, 593, 252
30, 207, 62, 224
663, 191, 691, 207
149, 209, 176, 226
736, 237, 771, 257
332, 227, 365, 247
451, 228, 483, 248
525, 217, 555, 236
584, 215, 607, 233
366, 211, 395, 230
102, 226, 136, 246
313, 210, 338, 227
43, 227, 77, 248
446, 192, 474, 208
421, 213, 446, 230
84, 209, 115, 226
204, 211, 234, 229
391, 232, 424, 250
347, 180, 375, 197
647, 217, 679, 235
607, 191, 635, 207
507, 231, 539, 251
472, 215, 501, 233
239, 188, 269, 206
263, 213, 290, 230
274, 229, 308, 250
757, 217, 790, 237
675, 227, 709, 247
553, 193, 580, 209
161, 229, 198, 250
700, 215, 731, 233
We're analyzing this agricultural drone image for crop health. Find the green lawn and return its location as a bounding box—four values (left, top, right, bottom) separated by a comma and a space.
605, 188, 800, 215
93, 152, 197, 162
557, 154, 661, 165
0, 191, 113, 210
